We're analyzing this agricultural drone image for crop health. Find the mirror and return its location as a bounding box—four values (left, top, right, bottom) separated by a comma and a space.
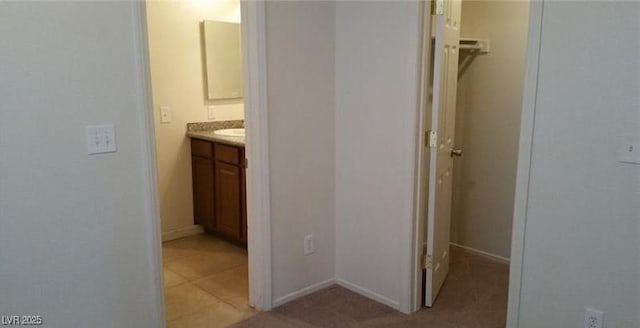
202, 20, 243, 100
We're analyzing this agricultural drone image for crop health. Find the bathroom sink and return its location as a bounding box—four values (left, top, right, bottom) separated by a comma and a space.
214, 128, 245, 137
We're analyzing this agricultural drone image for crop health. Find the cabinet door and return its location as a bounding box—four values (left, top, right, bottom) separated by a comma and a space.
215, 161, 242, 240
240, 157, 247, 243
192, 156, 215, 232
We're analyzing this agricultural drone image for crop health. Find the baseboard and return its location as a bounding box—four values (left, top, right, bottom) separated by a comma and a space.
335, 278, 400, 310
162, 225, 204, 242
450, 242, 510, 264
273, 278, 336, 308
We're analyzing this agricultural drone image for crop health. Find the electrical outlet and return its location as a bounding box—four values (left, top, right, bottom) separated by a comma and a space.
208, 106, 216, 120
303, 234, 315, 256
584, 308, 604, 328
160, 106, 172, 123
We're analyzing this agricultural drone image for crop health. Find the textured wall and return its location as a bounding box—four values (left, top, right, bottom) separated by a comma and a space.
265, 1, 337, 303
518, 2, 640, 327
335, 1, 422, 312
0, 2, 161, 326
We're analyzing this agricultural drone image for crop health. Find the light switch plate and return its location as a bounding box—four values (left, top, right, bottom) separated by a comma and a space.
303, 234, 315, 256
86, 124, 117, 155
618, 134, 640, 164
160, 106, 172, 123
584, 308, 604, 328
208, 106, 216, 120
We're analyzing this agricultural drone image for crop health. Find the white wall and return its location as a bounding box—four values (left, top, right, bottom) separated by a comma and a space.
451, 0, 530, 259
146, 0, 243, 236
518, 2, 640, 327
265, 1, 337, 303
335, 1, 422, 311
4, 3, 635, 324
0, 2, 161, 326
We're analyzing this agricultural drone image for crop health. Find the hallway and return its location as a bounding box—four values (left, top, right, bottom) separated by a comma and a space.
234, 247, 509, 327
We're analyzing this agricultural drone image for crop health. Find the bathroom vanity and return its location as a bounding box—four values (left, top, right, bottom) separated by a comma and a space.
187, 122, 246, 246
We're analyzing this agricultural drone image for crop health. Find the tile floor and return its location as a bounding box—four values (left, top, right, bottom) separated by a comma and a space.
163, 233, 255, 328
232, 247, 509, 328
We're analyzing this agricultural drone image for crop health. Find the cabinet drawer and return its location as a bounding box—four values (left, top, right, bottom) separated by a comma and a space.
214, 143, 241, 165
191, 139, 213, 158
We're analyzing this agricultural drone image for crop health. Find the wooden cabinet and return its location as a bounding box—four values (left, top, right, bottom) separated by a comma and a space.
191, 139, 246, 246
215, 162, 242, 240
192, 156, 215, 232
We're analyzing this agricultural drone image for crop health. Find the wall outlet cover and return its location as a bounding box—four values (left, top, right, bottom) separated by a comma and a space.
584, 308, 604, 328
160, 106, 172, 123
618, 133, 640, 164
86, 124, 117, 155
303, 234, 315, 256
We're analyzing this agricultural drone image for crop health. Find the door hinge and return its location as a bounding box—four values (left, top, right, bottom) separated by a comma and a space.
431, 0, 444, 16
421, 254, 433, 269
425, 130, 438, 148
244, 158, 248, 169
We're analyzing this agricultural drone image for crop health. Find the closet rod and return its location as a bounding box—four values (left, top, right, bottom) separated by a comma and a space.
459, 44, 483, 50
459, 38, 490, 53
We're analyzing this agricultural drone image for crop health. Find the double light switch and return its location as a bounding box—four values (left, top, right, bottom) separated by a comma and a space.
86, 124, 117, 155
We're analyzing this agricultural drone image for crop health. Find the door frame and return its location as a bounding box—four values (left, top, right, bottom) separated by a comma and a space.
410, 1, 545, 326
240, 0, 273, 312
409, 0, 433, 313
134, 0, 273, 321
505, 1, 544, 326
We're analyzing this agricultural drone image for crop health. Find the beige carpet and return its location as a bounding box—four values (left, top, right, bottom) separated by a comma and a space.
232, 248, 509, 327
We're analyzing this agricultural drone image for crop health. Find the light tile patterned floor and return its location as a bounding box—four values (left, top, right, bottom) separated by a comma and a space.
163, 234, 255, 328
163, 235, 509, 328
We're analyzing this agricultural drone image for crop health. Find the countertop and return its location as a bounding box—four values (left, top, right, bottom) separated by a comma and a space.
187, 130, 245, 147
186, 120, 245, 147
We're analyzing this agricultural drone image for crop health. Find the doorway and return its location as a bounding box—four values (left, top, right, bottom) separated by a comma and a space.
415, 0, 532, 324
138, 0, 272, 325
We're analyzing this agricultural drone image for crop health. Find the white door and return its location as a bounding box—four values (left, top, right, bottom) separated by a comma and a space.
424, 0, 462, 307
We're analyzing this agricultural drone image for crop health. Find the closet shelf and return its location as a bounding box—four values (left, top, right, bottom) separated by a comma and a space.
460, 38, 490, 53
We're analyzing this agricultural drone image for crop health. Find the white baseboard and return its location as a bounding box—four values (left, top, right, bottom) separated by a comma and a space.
335, 278, 400, 310
273, 278, 336, 308
162, 225, 204, 242
450, 242, 510, 264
